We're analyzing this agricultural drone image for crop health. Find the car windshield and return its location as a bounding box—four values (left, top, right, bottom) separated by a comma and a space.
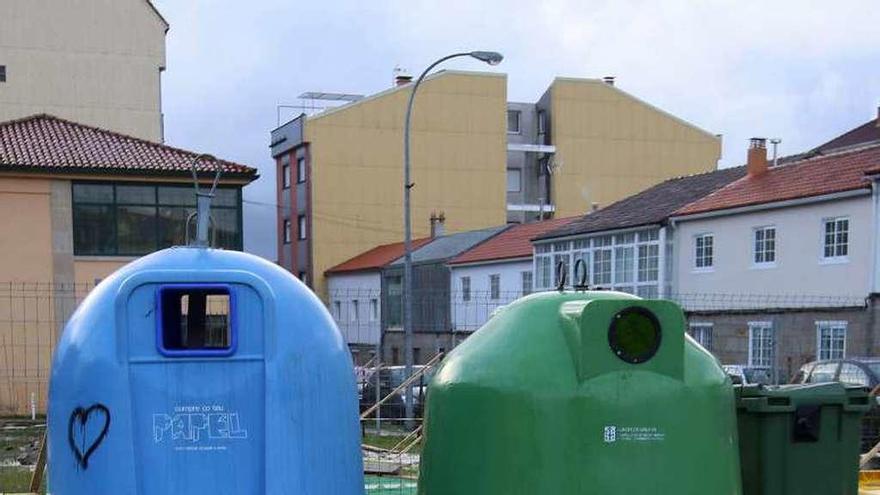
866, 363, 880, 379
743, 368, 772, 384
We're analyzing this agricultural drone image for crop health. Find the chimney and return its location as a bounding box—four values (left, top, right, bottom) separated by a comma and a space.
602, 76, 615, 86
591, 202, 600, 212
876, 105, 880, 128
430, 212, 446, 238
747, 138, 768, 177
393, 66, 412, 87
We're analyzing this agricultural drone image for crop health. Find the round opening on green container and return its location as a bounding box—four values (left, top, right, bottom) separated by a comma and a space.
608, 307, 661, 364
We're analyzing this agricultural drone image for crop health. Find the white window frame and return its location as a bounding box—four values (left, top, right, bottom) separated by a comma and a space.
489, 274, 501, 300
333, 301, 342, 319
296, 157, 306, 183
521, 271, 533, 296
506, 168, 522, 192
693, 233, 714, 272
821, 216, 850, 264
507, 109, 521, 134
282, 163, 291, 189
688, 322, 714, 350
461, 276, 471, 301
350, 300, 359, 322
531, 228, 660, 295
816, 320, 847, 360
748, 321, 774, 368
752, 226, 777, 268
370, 298, 379, 322
283, 219, 291, 244
297, 215, 307, 240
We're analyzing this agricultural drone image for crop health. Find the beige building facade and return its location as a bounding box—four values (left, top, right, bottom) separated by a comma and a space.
272, 71, 721, 297
0, 0, 168, 142
0, 115, 257, 414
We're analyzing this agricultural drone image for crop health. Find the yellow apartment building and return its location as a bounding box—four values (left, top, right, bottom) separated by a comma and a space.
0, 115, 257, 414
0, 0, 168, 142
271, 71, 722, 297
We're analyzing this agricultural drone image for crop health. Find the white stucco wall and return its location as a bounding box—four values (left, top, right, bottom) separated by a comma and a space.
673, 194, 873, 310
450, 259, 533, 332
326, 271, 381, 346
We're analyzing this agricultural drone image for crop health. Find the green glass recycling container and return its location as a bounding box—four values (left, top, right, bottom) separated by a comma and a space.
735, 382, 871, 495
418, 291, 742, 495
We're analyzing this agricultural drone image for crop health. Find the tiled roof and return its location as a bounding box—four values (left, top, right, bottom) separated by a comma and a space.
325, 238, 433, 274
449, 217, 579, 265
675, 143, 880, 216
814, 118, 880, 153
0, 114, 257, 179
388, 226, 510, 266
536, 167, 746, 241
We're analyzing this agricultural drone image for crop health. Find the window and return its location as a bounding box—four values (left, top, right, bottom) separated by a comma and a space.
351, 300, 359, 322
823, 217, 849, 260
506, 168, 522, 192
386, 276, 402, 327
694, 234, 714, 270
537, 110, 546, 134
592, 237, 612, 286
158, 285, 234, 356
808, 362, 839, 383
535, 229, 661, 295
333, 301, 341, 319
281, 158, 291, 189
297, 157, 306, 183
298, 271, 308, 285
370, 299, 379, 321
839, 363, 868, 386
748, 322, 774, 368
283, 219, 291, 244
535, 244, 553, 290
753, 226, 776, 265
0, 65, 6, 82
521, 271, 533, 296
637, 244, 659, 282
461, 277, 471, 301
554, 242, 573, 287
689, 323, 713, 351
489, 274, 500, 300
816, 321, 846, 360
297, 215, 307, 240
72, 182, 242, 255
507, 110, 521, 134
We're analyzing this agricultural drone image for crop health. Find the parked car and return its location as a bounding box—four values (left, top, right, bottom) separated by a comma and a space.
722, 365, 773, 385
359, 365, 434, 420
792, 358, 880, 389
792, 358, 880, 454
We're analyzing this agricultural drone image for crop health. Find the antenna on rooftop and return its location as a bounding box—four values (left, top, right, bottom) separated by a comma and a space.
187, 153, 221, 248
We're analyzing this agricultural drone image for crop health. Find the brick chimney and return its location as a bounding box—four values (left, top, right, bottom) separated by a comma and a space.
747, 138, 768, 177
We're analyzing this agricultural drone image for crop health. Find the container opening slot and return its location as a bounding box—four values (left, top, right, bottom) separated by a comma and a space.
159, 286, 234, 355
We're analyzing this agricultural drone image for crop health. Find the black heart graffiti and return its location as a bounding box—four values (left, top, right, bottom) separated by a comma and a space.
68, 403, 111, 470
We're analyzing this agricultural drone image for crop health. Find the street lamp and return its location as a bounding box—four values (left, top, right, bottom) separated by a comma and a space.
401, 51, 504, 422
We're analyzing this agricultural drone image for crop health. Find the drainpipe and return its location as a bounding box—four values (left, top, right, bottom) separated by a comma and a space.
658, 226, 667, 299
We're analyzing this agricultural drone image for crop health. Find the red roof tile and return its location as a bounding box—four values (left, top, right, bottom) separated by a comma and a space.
0, 114, 257, 179
325, 238, 433, 274
675, 144, 880, 216
448, 217, 579, 265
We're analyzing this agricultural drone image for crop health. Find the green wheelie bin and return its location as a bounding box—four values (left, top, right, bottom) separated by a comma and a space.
735, 382, 871, 495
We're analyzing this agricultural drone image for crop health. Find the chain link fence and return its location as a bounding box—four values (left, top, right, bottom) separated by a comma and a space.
0, 281, 876, 493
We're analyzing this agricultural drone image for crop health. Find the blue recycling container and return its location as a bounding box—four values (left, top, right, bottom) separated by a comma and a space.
48, 247, 364, 494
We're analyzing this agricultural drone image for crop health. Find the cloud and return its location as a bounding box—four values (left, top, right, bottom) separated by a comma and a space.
151, 0, 880, 260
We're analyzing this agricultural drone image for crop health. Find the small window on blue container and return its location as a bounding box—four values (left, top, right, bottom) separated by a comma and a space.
157, 284, 236, 357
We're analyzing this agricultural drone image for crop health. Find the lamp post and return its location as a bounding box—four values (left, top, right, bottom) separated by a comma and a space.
402, 51, 503, 423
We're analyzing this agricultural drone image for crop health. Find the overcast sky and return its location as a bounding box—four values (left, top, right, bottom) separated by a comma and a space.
151, 0, 880, 261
